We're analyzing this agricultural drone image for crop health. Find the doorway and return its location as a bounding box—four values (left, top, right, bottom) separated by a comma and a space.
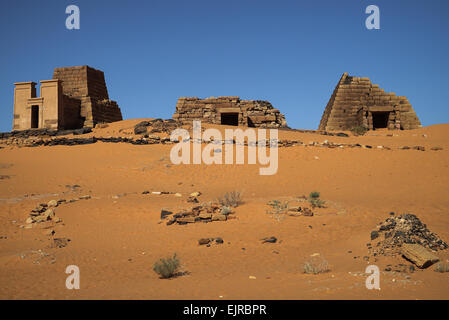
31, 105, 39, 128
221, 113, 239, 126
372, 112, 389, 129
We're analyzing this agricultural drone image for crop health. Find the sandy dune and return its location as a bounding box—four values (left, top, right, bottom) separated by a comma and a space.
1, 120, 448, 299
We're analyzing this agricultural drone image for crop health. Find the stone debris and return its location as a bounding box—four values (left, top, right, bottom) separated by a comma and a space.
22, 196, 92, 229
134, 119, 179, 135
52, 238, 71, 248
1, 131, 441, 154
286, 205, 313, 217
368, 214, 448, 259
160, 210, 173, 220
165, 203, 233, 225
187, 196, 199, 203
198, 237, 224, 246
22, 203, 61, 227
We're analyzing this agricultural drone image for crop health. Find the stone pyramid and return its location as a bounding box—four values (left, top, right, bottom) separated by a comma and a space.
319, 73, 421, 131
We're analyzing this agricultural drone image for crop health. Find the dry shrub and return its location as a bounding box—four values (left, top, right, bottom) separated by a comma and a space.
217, 191, 242, 208
434, 262, 449, 273
303, 255, 330, 274
153, 253, 180, 279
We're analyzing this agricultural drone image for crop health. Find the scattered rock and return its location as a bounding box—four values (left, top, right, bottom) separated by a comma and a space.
166, 203, 234, 225
187, 196, 199, 203
302, 207, 314, 217
52, 238, 70, 248
190, 191, 201, 197
47, 200, 58, 207
160, 210, 173, 219
212, 214, 227, 221
198, 238, 211, 245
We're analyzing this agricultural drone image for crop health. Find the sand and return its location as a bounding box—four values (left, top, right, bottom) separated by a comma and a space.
0, 120, 448, 299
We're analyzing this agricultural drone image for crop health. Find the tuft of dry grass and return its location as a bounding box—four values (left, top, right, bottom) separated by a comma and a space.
153, 253, 180, 279
434, 262, 449, 273
217, 191, 242, 208
303, 255, 330, 274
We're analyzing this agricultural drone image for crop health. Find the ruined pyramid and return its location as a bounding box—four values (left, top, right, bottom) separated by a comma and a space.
319, 73, 421, 131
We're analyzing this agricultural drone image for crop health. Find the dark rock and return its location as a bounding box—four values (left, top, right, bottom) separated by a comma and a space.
198, 238, 211, 245
160, 210, 173, 219
370, 231, 379, 240
261, 236, 277, 244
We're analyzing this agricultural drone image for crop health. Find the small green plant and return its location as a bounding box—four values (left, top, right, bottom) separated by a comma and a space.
266, 200, 289, 221
217, 191, 242, 208
303, 256, 330, 274
153, 253, 180, 279
308, 191, 325, 208
350, 125, 368, 136
434, 262, 449, 273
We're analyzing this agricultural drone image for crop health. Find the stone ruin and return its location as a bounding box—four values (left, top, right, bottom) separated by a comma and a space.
172, 96, 287, 128
12, 65, 122, 131
319, 73, 421, 131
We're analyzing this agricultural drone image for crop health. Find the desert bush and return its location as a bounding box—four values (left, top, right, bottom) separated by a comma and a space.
217, 191, 242, 208
350, 125, 368, 136
434, 262, 449, 273
221, 206, 232, 215
308, 191, 325, 208
153, 253, 180, 279
303, 255, 330, 274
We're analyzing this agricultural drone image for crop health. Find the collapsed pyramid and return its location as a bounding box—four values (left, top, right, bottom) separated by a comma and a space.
319, 73, 421, 131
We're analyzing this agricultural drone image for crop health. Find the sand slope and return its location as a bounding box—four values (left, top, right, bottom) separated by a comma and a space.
0, 121, 448, 299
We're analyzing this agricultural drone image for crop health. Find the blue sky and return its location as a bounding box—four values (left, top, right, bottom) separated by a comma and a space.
1, 0, 448, 131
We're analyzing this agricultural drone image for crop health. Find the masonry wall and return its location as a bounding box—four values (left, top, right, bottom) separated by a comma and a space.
52, 65, 122, 127
173, 96, 287, 128
13, 82, 37, 130
61, 95, 82, 129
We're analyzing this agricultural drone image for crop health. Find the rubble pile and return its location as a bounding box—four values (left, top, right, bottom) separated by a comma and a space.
369, 213, 448, 258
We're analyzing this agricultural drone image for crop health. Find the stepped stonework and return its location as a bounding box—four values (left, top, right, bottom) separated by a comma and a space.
173, 96, 287, 128
12, 66, 122, 131
319, 73, 421, 131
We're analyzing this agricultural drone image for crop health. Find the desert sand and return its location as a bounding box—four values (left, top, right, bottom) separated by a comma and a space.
1, 120, 448, 299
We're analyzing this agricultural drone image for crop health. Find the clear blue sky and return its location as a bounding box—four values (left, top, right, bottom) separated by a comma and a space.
1, 0, 448, 131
